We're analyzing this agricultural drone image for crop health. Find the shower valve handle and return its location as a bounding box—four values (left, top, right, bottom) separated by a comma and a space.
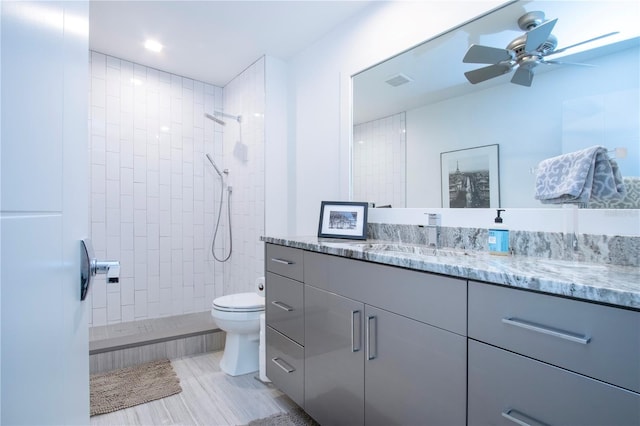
80, 239, 121, 301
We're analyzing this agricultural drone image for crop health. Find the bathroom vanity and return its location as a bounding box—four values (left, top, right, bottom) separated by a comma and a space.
263, 237, 640, 425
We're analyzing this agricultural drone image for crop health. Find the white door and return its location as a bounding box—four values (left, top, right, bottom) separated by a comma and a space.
1, 1, 90, 424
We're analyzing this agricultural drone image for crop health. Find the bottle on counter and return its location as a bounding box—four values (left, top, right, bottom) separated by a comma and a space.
488, 209, 510, 256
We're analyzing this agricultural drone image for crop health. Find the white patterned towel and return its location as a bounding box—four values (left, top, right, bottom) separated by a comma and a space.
534, 146, 626, 204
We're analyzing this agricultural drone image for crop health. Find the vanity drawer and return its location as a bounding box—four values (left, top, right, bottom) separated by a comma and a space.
266, 272, 304, 345
266, 326, 304, 407
469, 281, 640, 392
304, 251, 466, 335
266, 244, 303, 281
468, 340, 640, 426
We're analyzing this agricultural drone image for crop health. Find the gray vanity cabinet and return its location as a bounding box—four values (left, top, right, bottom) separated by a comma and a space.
304, 251, 467, 426
468, 281, 640, 425
265, 244, 305, 407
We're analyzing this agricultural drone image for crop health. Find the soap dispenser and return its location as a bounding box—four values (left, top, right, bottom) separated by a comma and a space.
488, 209, 509, 256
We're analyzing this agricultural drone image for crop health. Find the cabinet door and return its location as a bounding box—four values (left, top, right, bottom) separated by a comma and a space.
364, 306, 467, 426
305, 285, 365, 426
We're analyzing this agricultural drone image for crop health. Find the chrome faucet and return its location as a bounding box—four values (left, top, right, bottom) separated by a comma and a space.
424, 213, 441, 252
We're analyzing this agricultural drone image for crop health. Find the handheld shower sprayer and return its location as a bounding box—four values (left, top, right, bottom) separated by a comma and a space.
205, 153, 224, 178
205, 153, 232, 262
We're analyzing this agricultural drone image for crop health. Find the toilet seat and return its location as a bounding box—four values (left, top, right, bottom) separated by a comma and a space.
212, 292, 265, 312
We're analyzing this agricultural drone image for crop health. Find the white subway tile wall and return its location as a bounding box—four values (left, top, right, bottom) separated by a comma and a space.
221, 57, 266, 297
353, 112, 406, 208
88, 52, 264, 326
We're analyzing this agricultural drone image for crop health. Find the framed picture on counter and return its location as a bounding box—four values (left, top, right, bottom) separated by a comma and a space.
317, 201, 368, 240
441, 144, 500, 208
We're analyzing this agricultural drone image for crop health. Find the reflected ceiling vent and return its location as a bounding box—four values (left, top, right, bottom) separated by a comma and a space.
385, 73, 413, 87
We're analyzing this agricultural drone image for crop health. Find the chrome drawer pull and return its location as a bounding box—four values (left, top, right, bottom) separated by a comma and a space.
502, 317, 590, 345
502, 409, 548, 426
271, 258, 294, 265
271, 357, 295, 373
271, 301, 293, 312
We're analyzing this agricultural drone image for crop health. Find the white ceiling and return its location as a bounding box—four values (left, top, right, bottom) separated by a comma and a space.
89, 0, 373, 87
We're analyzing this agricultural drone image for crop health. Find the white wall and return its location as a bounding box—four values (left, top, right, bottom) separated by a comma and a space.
289, 1, 509, 235
265, 56, 294, 236
88, 52, 224, 326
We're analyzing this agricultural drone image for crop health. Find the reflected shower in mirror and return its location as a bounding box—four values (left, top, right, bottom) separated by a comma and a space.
352, 0, 639, 209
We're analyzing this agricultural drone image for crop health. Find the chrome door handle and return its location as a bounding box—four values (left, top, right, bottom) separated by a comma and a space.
366, 315, 377, 360
80, 239, 120, 301
502, 317, 590, 344
351, 310, 361, 352
271, 301, 293, 312
271, 357, 295, 373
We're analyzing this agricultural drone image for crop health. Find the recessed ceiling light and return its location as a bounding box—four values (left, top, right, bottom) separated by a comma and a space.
130, 78, 143, 86
144, 39, 163, 53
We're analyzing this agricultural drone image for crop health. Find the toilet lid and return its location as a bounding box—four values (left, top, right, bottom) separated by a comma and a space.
212, 292, 265, 312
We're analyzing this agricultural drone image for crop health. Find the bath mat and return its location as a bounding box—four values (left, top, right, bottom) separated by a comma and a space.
244, 406, 319, 426
90, 359, 182, 416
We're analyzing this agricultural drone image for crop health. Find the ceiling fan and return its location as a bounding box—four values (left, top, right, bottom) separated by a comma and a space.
462, 11, 618, 87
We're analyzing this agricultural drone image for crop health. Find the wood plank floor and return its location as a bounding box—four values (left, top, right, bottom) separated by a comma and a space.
90, 351, 297, 426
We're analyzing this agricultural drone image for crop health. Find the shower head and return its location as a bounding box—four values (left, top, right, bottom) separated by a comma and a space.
205, 153, 224, 178
204, 112, 226, 126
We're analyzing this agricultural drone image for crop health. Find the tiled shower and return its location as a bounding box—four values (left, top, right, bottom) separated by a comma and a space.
352, 112, 406, 208
88, 52, 265, 327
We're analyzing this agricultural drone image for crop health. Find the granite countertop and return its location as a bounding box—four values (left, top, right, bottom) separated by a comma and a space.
262, 236, 640, 311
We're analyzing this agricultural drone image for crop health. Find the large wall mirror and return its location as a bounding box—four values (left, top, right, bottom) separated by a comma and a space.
352, 0, 639, 209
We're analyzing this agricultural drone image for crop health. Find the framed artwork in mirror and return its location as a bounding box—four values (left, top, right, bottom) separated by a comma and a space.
441, 144, 500, 208
317, 201, 368, 240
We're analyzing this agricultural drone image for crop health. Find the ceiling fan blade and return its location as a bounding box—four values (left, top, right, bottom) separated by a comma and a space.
524, 18, 557, 52
543, 60, 596, 67
548, 32, 619, 56
464, 63, 512, 84
463, 44, 513, 64
511, 67, 534, 87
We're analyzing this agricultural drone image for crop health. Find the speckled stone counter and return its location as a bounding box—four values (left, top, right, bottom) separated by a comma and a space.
262, 236, 640, 311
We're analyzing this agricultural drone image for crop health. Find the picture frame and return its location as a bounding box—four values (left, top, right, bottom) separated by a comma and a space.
317, 201, 368, 240
440, 144, 500, 208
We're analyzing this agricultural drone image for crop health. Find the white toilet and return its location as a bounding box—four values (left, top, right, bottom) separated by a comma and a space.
211, 292, 265, 376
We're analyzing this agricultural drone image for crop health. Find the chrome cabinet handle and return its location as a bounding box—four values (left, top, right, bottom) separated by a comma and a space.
271, 301, 293, 312
502, 409, 548, 426
351, 310, 361, 352
502, 317, 590, 345
366, 315, 377, 360
271, 357, 295, 373
271, 258, 294, 265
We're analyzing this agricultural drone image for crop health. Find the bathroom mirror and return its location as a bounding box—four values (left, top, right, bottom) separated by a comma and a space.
352, 0, 639, 208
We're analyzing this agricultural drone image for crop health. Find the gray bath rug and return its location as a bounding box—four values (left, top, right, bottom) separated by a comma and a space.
90, 359, 182, 416
245, 407, 319, 426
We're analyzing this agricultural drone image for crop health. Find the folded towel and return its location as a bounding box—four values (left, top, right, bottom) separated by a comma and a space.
534, 145, 626, 204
